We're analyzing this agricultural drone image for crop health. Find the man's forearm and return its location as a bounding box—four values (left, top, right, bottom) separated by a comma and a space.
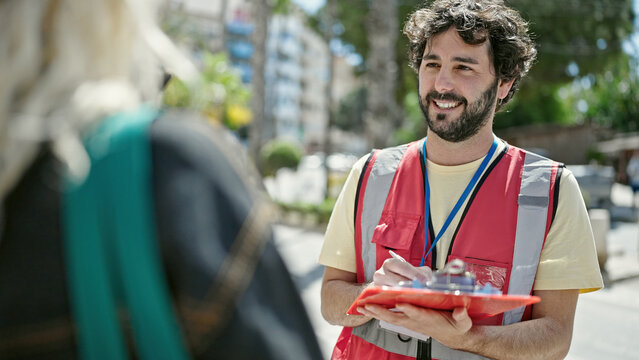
450, 289, 578, 360
320, 278, 372, 327
455, 317, 572, 360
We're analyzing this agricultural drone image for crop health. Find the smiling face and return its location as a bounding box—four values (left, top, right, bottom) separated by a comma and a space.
418, 26, 513, 143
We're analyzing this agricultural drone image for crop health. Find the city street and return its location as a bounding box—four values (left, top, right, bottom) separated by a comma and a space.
274, 218, 639, 359
273, 225, 340, 358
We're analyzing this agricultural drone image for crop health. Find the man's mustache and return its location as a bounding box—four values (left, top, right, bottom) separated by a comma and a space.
425, 91, 467, 104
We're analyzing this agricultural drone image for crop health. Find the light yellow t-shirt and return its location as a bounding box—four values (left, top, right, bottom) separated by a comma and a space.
318, 139, 603, 293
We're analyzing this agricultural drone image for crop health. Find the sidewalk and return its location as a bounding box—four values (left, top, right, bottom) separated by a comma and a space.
604, 222, 639, 284
567, 219, 639, 360
605, 183, 639, 283
273, 225, 340, 359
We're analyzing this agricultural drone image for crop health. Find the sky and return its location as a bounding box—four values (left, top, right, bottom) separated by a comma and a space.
292, 0, 325, 14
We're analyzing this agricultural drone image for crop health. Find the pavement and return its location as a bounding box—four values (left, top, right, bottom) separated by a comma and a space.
273, 183, 639, 360
273, 225, 339, 359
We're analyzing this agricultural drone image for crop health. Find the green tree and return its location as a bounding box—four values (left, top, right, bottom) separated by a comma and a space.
249, 0, 292, 163
393, 90, 428, 144
365, 0, 401, 148
248, 0, 271, 163
508, 0, 634, 84
333, 87, 367, 133
163, 52, 251, 129
260, 139, 303, 177
565, 55, 639, 131
494, 84, 573, 130
496, 0, 636, 129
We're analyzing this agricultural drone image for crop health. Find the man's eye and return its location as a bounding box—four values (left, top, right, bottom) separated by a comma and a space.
457, 65, 472, 71
424, 63, 439, 68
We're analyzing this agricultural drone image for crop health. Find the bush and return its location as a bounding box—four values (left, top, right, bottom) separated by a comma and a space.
586, 147, 605, 165
316, 197, 337, 223
260, 139, 303, 177
161, 52, 251, 129
276, 197, 337, 225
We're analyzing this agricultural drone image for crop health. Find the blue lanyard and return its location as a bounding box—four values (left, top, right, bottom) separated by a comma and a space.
420, 137, 498, 266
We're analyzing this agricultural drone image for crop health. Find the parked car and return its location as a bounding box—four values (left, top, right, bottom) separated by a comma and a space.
568, 164, 615, 209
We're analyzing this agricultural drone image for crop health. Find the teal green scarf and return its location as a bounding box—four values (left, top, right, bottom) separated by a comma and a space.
63, 106, 189, 360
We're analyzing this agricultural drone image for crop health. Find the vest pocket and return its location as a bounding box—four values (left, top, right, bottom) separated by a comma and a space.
450, 256, 510, 292
371, 211, 420, 263
451, 257, 512, 325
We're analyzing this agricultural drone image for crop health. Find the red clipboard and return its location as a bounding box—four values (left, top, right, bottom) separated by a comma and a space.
347, 286, 540, 320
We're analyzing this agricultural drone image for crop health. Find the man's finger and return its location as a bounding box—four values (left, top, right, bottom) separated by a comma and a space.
373, 269, 411, 286
382, 259, 424, 281
452, 307, 469, 321
363, 304, 407, 322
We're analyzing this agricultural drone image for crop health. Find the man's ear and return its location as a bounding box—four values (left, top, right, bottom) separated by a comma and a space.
497, 77, 515, 102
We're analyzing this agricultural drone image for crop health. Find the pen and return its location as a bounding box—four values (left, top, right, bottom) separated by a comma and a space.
388, 250, 407, 263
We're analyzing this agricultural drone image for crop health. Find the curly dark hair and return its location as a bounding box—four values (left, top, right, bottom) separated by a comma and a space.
404, 0, 537, 110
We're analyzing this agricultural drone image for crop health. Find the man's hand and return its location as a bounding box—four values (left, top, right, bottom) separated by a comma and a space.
358, 289, 579, 360
373, 257, 432, 286
357, 304, 472, 348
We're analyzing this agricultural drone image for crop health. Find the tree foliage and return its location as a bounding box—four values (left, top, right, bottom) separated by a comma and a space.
333, 87, 367, 133
496, 0, 636, 128
494, 84, 572, 130
162, 52, 251, 130
508, 0, 635, 85
393, 90, 428, 144
259, 139, 303, 177
565, 55, 639, 132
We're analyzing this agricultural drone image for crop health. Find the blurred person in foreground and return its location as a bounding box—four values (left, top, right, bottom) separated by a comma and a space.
318, 0, 603, 359
0, 0, 322, 359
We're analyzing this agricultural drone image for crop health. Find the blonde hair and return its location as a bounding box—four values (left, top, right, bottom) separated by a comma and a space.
0, 0, 198, 199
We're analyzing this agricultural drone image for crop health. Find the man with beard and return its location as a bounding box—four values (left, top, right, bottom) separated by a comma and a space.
318, 1, 603, 359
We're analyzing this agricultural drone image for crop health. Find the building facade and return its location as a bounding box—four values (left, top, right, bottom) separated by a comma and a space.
165, 1, 361, 151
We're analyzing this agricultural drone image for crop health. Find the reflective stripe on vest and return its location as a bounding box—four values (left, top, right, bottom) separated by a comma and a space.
503, 151, 553, 325
359, 144, 409, 282
352, 145, 554, 359
352, 319, 419, 357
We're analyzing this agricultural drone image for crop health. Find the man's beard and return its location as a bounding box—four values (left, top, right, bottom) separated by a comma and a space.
419, 79, 498, 143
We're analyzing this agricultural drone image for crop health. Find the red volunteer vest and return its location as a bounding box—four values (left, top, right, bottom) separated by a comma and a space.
332, 140, 560, 360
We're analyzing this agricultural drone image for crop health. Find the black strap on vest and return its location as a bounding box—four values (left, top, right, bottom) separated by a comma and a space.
416, 338, 432, 360
353, 150, 376, 227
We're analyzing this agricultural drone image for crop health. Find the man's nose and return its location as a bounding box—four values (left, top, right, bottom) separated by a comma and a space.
434, 68, 454, 93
